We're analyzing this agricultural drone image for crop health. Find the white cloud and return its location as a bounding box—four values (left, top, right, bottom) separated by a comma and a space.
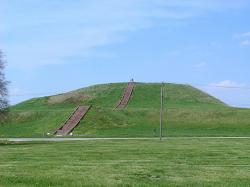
240, 39, 250, 46
195, 62, 207, 68
151, 0, 248, 11
236, 32, 250, 46
1, 0, 249, 69
209, 80, 247, 88
199, 80, 250, 108
239, 32, 250, 37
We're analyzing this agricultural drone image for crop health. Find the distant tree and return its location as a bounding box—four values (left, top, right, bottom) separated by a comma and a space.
0, 50, 8, 121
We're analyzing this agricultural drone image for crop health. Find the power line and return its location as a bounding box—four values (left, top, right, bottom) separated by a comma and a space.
193, 84, 250, 90
8, 82, 250, 97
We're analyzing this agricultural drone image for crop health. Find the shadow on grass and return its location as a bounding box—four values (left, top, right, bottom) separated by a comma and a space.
0, 141, 52, 146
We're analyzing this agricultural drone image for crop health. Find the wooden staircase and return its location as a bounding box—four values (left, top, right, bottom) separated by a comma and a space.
116, 80, 135, 109
54, 105, 91, 135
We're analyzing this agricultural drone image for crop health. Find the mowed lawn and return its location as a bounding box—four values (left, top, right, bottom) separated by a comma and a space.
1, 139, 250, 187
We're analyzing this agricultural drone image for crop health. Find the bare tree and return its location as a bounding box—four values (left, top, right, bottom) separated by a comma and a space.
0, 50, 8, 121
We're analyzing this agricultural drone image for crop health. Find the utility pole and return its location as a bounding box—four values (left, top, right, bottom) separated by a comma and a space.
160, 82, 164, 140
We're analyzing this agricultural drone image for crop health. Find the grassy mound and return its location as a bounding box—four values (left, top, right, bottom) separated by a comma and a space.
0, 82, 250, 137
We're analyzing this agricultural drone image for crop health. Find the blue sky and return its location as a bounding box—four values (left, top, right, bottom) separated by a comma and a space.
1, 0, 250, 107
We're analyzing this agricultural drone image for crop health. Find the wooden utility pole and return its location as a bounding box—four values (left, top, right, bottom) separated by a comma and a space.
160, 82, 164, 140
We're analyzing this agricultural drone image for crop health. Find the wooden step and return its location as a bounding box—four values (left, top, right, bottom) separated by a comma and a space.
116, 80, 135, 109
54, 105, 91, 135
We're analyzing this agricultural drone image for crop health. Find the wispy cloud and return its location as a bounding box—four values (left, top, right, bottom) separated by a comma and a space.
199, 80, 250, 108
1, 0, 249, 69
195, 62, 207, 68
240, 40, 250, 46
157, 0, 248, 11
238, 32, 250, 37
209, 80, 247, 88
236, 31, 250, 46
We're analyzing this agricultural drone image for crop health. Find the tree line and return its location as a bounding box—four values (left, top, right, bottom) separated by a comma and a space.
0, 50, 8, 121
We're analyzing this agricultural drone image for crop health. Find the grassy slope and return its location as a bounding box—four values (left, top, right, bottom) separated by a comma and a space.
0, 82, 250, 137
1, 139, 250, 187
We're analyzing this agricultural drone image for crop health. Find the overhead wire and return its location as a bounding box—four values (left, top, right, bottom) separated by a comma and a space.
8, 82, 250, 97
6, 82, 250, 109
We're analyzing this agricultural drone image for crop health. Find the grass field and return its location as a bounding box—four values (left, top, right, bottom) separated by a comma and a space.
1, 139, 250, 187
1, 82, 250, 186
1, 82, 250, 138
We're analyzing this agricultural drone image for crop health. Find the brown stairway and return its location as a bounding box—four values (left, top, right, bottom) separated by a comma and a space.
116, 80, 135, 109
54, 105, 91, 135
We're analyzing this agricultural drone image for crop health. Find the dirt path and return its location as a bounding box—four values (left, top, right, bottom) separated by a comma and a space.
2, 137, 250, 142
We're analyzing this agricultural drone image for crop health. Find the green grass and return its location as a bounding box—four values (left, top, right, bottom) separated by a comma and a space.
1, 83, 250, 186
0, 82, 250, 137
1, 139, 250, 187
